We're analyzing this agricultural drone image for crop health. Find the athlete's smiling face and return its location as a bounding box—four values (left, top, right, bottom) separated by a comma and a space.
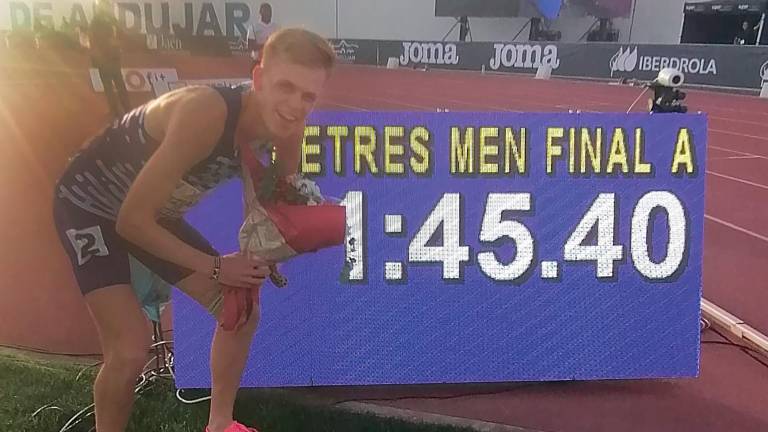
255, 55, 328, 140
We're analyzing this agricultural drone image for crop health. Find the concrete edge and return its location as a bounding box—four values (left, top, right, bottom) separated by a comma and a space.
242, 387, 545, 432
0, 345, 101, 366
335, 400, 543, 432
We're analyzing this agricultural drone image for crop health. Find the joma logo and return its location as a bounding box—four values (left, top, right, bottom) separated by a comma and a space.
400, 42, 459, 66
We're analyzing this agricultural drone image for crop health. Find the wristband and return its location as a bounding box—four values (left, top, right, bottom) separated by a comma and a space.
210, 255, 221, 281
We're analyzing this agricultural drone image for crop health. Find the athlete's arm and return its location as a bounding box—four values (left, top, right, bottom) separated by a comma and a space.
116, 87, 267, 287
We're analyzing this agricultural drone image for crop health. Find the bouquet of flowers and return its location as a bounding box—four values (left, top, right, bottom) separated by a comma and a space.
218, 140, 346, 331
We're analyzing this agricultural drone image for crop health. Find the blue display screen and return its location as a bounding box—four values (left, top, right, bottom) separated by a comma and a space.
174, 112, 706, 388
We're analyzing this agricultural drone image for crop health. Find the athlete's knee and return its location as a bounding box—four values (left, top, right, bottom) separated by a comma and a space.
103, 336, 151, 375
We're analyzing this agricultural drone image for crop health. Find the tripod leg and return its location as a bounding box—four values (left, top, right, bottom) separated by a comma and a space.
468, 18, 472, 42
442, 18, 461, 42
513, 19, 532, 41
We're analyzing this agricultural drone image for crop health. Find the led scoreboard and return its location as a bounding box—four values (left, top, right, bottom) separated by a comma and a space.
174, 112, 705, 387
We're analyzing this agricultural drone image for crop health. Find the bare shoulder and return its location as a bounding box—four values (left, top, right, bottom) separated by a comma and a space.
143, 86, 228, 143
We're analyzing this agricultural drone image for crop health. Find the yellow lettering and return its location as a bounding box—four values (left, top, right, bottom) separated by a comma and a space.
479, 127, 499, 174
384, 126, 405, 175
633, 128, 652, 175
580, 127, 602, 174
569, 127, 576, 174
451, 127, 474, 174
671, 128, 695, 175
410, 127, 431, 175
301, 126, 321, 175
504, 128, 527, 175
607, 128, 629, 174
546, 127, 564, 175
354, 126, 378, 175
326, 126, 349, 175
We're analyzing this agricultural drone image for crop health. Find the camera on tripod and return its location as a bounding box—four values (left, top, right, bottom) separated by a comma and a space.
647, 68, 688, 114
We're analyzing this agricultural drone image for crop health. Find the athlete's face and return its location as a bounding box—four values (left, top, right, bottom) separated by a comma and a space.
255, 56, 328, 140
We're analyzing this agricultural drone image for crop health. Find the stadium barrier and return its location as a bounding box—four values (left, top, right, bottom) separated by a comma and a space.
324, 39, 768, 91
9, 29, 766, 90
145, 35, 768, 90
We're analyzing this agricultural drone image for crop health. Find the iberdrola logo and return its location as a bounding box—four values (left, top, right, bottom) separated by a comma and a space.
610, 46, 639, 72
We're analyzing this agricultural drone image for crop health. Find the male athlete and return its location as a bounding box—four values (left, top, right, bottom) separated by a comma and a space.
53, 28, 336, 432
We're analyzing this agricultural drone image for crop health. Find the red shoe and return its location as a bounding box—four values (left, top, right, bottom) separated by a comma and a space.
205, 421, 259, 432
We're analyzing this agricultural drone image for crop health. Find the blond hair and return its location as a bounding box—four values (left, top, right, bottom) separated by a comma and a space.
261, 28, 336, 72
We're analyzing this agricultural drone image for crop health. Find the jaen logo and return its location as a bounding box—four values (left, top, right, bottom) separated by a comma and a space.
332, 40, 359, 63
610, 47, 639, 73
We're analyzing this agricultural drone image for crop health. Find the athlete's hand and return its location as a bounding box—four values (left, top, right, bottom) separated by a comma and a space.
218, 253, 271, 288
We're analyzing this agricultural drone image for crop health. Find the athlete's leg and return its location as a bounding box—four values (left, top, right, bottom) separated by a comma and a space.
131, 216, 263, 431
53, 197, 151, 432
175, 274, 261, 432
85, 285, 152, 432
